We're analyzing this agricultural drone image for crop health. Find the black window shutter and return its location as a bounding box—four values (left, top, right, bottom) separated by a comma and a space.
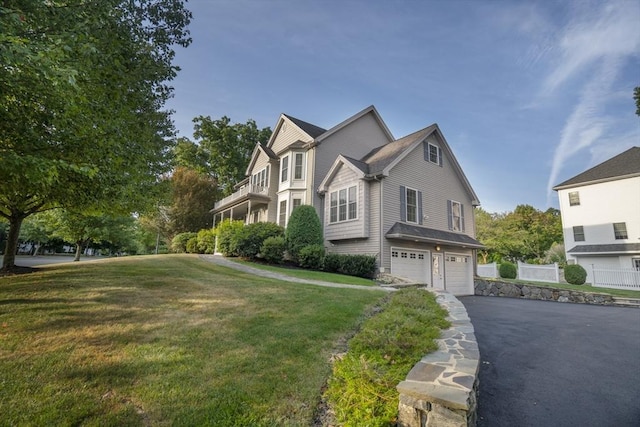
447, 200, 453, 230
400, 186, 406, 222
423, 142, 429, 161
418, 191, 423, 225
438, 147, 443, 166
460, 204, 465, 232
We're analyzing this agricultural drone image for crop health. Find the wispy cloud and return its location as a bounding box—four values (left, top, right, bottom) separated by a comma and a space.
544, 0, 640, 205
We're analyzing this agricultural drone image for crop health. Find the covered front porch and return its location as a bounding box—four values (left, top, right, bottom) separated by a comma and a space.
211, 185, 271, 226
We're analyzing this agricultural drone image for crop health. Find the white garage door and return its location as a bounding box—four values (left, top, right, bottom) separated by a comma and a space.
445, 254, 473, 295
391, 247, 430, 283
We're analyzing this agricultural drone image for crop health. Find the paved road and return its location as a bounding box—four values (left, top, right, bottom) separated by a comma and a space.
0, 255, 106, 268
460, 296, 640, 427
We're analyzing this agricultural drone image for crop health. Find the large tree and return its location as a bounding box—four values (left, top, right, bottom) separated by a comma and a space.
167, 167, 218, 235
634, 86, 640, 116
0, 1, 191, 270
177, 117, 272, 195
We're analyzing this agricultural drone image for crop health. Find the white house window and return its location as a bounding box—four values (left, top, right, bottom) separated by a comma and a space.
281, 156, 289, 182
279, 200, 287, 227
428, 143, 442, 165
633, 258, 640, 271
568, 191, 580, 206
449, 200, 463, 231
251, 166, 269, 189
613, 222, 628, 240
292, 198, 302, 210
406, 188, 418, 223
573, 226, 585, 242
329, 185, 357, 223
294, 152, 304, 180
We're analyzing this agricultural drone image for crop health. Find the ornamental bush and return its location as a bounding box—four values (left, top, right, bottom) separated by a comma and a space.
234, 222, 284, 259
324, 253, 377, 279
196, 228, 216, 254
171, 232, 197, 253
564, 264, 587, 285
260, 236, 286, 264
185, 236, 199, 254
499, 261, 517, 279
285, 205, 323, 262
215, 220, 245, 257
298, 244, 325, 270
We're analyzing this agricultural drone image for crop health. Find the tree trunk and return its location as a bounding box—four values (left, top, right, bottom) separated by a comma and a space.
74, 241, 84, 261
1, 217, 24, 271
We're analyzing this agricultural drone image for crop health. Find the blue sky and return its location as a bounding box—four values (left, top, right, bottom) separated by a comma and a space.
166, 0, 640, 213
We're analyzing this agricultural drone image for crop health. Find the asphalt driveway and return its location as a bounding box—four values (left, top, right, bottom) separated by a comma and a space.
460, 296, 640, 427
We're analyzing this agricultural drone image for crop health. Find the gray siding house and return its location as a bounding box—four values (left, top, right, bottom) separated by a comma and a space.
212, 106, 482, 295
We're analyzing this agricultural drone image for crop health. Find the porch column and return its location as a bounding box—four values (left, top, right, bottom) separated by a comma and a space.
246, 200, 252, 224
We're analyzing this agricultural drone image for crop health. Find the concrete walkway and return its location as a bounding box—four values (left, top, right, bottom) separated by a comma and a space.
199, 254, 393, 292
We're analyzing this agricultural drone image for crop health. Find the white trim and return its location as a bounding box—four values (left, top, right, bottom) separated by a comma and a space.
317, 155, 365, 193
427, 142, 442, 165
405, 186, 419, 224
329, 183, 358, 224
315, 105, 394, 144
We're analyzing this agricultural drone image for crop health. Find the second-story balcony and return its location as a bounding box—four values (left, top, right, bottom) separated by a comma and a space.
212, 184, 270, 212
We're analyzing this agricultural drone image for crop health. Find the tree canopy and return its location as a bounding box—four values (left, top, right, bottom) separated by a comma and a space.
0, 0, 192, 270
175, 117, 272, 195
475, 205, 563, 263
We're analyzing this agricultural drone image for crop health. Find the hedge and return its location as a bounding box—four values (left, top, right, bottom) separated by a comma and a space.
324, 253, 377, 279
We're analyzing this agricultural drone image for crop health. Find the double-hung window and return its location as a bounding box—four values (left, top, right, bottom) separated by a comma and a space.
279, 200, 287, 227
424, 142, 442, 165
293, 152, 304, 180
447, 200, 464, 232
251, 166, 269, 189
573, 226, 585, 242
568, 191, 580, 206
406, 188, 418, 223
281, 156, 289, 182
613, 222, 628, 240
400, 186, 422, 224
329, 185, 357, 223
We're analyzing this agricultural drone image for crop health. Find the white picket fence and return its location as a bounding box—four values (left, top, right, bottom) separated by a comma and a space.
591, 267, 640, 290
477, 262, 499, 278
517, 261, 560, 283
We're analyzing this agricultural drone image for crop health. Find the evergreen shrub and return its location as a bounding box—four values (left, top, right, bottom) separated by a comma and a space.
499, 261, 517, 279
185, 237, 199, 253
564, 264, 587, 285
298, 244, 325, 270
196, 228, 216, 254
260, 236, 286, 264
214, 220, 244, 257
324, 253, 377, 279
285, 205, 323, 262
171, 232, 197, 253
234, 222, 284, 259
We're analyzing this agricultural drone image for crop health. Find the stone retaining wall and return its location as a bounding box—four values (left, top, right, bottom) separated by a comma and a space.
397, 290, 479, 427
474, 278, 615, 305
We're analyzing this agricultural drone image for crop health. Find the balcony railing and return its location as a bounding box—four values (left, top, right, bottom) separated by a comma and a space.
214, 185, 269, 210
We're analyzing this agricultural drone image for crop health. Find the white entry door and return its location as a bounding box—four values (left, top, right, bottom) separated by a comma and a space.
432, 253, 444, 289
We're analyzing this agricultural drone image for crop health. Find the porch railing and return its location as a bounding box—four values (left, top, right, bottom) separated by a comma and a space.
214, 185, 269, 210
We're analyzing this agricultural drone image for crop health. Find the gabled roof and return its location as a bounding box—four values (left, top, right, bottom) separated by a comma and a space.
386, 222, 484, 249
553, 147, 640, 190
315, 105, 394, 144
282, 114, 327, 138
318, 155, 367, 193
245, 142, 278, 176
361, 125, 436, 175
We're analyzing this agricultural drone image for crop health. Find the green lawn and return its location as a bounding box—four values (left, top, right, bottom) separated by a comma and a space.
489, 277, 640, 299
0, 254, 385, 426
231, 258, 377, 286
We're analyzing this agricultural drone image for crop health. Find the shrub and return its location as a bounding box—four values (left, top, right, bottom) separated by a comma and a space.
186, 237, 199, 254
285, 205, 323, 262
499, 261, 517, 279
324, 253, 377, 279
197, 228, 216, 254
564, 264, 587, 285
544, 242, 566, 267
214, 220, 244, 257
234, 222, 284, 259
298, 244, 325, 270
171, 232, 197, 253
260, 236, 286, 264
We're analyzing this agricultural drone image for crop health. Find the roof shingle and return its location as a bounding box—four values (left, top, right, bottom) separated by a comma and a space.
554, 147, 640, 189
283, 114, 327, 139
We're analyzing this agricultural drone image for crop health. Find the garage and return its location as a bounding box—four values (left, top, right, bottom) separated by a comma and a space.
445, 253, 473, 295
390, 247, 430, 283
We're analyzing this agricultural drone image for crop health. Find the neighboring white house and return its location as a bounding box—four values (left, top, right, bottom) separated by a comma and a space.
553, 147, 640, 284
212, 106, 483, 295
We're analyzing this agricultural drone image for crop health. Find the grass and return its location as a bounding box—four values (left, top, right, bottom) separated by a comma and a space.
0, 254, 386, 426
486, 277, 640, 299
231, 258, 377, 286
